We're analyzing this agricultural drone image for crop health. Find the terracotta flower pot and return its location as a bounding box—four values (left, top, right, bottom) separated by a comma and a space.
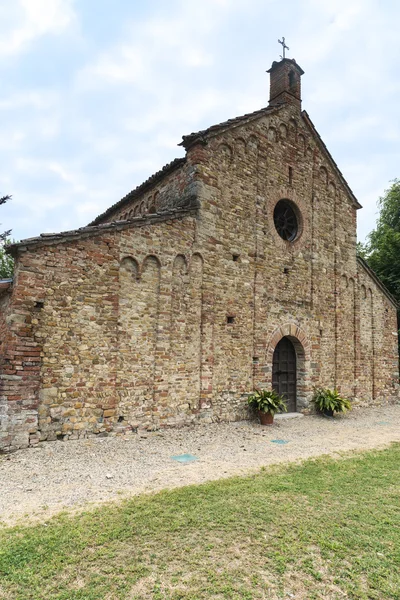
258, 410, 274, 425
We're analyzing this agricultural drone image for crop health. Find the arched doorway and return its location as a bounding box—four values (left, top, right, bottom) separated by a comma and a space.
272, 336, 297, 412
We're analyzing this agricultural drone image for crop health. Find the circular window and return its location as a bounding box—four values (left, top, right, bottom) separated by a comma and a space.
273, 200, 299, 241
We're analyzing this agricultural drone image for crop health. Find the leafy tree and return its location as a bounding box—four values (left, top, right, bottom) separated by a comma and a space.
0, 194, 13, 279
360, 180, 400, 363
360, 179, 400, 303
0, 244, 14, 278
0, 194, 11, 241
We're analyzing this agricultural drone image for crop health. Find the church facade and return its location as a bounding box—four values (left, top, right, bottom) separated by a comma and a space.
0, 58, 398, 451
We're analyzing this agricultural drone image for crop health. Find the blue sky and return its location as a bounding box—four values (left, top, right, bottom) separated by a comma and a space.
1, 0, 399, 243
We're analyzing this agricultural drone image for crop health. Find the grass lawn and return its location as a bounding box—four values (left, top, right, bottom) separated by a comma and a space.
0, 445, 399, 600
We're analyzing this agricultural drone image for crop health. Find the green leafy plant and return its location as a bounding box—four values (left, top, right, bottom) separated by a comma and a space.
247, 389, 287, 415
0, 239, 14, 279
0, 194, 13, 279
312, 388, 351, 415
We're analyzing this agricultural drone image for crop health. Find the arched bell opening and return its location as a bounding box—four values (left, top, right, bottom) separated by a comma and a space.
272, 335, 306, 412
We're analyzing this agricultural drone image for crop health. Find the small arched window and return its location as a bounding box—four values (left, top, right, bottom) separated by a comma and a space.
288, 70, 295, 89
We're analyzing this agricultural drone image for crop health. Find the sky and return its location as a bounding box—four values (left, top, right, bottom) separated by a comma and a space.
0, 0, 399, 244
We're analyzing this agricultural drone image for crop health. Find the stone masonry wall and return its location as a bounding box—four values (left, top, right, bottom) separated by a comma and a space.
0, 102, 398, 452
357, 263, 399, 403
185, 101, 398, 411
0, 262, 43, 451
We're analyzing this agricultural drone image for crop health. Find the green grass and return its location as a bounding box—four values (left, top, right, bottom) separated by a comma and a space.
1, 446, 399, 599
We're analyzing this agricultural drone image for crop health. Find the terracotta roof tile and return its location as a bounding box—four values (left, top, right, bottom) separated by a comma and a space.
7, 206, 197, 256
180, 104, 279, 149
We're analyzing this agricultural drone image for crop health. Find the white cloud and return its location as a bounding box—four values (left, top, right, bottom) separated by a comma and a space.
1, 0, 400, 244
0, 0, 76, 58
76, 0, 232, 91
84, 45, 145, 84
292, 0, 381, 70
0, 90, 57, 111
327, 115, 382, 142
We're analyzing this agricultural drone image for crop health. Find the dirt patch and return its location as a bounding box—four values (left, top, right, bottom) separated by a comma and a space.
0, 404, 399, 526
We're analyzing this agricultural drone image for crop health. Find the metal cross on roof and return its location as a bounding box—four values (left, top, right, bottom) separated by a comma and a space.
278, 37, 289, 59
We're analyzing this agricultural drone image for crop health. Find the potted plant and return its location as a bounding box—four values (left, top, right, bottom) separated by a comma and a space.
312, 387, 351, 417
247, 389, 287, 425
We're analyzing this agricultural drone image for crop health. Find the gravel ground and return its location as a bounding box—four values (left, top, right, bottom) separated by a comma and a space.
1, 404, 399, 526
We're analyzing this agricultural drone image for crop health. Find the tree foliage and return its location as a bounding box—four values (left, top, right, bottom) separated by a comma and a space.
0, 244, 14, 279
360, 179, 400, 303
0, 194, 13, 279
1, 195, 11, 240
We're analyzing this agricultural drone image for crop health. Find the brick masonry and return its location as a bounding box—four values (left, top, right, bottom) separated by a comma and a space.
1, 59, 398, 451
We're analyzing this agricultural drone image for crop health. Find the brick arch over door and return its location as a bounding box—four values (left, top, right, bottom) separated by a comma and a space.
266, 324, 312, 411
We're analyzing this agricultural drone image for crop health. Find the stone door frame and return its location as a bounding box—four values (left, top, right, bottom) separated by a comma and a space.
272, 336, 297, 411
266, 323, 311, 411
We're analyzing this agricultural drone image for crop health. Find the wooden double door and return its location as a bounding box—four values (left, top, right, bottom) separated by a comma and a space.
272, 337, 297, 412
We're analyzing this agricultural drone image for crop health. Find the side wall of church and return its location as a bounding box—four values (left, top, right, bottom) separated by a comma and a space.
0, 260, 45, 451
116, 218, 205, 429
0, 213, 209, 451
357, 264, 398, 403
0, 233, 121, 450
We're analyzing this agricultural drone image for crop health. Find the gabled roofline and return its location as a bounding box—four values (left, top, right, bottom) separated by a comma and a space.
301, 111, 362, 209
89, 157, 186, 226
90, 107, 282, 224
357, 255, 398, 308
7, 206, 197, 257
179, 104, 283, 150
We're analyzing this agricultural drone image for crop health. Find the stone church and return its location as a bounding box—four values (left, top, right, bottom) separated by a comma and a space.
0, 57, 398, 451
